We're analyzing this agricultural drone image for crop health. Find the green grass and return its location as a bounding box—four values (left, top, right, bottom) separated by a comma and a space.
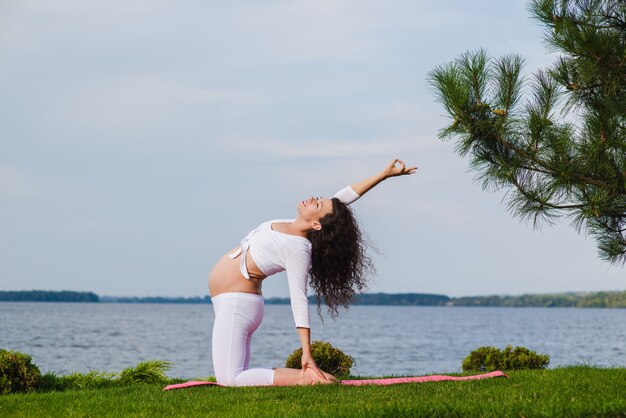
35, 360, 174, 392
1, 366, 625, 417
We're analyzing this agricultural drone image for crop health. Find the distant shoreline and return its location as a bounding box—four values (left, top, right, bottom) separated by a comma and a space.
1, 290, 626, 308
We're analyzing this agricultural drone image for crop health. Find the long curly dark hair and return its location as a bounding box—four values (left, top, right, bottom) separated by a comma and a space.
306, 198, 374, 318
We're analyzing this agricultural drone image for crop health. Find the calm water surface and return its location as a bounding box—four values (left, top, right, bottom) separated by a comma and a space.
1, 303, 625, 378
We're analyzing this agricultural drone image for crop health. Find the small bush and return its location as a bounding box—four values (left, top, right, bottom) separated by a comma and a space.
462, 345, 550, 372
37, 361, 172, 392
118, 360, 171, 385
285, 340, 353, 377
0, 349, 41, 394
38, 370, 117, 392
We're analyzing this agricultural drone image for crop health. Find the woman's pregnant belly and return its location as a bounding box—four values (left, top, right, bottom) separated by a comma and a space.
208, 246, 266, 297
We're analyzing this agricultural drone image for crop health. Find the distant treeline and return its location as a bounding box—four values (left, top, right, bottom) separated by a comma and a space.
265, 293, 451, 306
99, 296, 211, 304
100, 291, 626, 307
263, 291, 626, 308
0, 290, 99, 303
2, 290, 626, 308
450, 291, 626, 308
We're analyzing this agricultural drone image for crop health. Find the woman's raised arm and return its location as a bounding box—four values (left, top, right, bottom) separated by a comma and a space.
339, 159, 417, 201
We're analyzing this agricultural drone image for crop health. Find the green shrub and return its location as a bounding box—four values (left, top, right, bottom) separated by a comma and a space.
38, 370, 117, 392
118, 360, 171, 384
0, 349, 41, 394
285, 340, 353, 377
37, 361, 172, 392
462, 345, 550, 372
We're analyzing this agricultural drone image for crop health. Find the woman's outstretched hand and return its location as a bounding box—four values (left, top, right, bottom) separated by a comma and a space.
348, 158, 418, 197
383, 159, 418, 178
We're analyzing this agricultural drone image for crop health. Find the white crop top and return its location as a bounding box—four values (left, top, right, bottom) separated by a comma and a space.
228, 186, 360, 328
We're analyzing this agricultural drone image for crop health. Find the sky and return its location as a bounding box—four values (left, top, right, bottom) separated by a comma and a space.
1, 0, 623, 299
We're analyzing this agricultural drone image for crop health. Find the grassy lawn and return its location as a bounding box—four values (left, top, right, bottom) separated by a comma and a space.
1, 366, 625, 417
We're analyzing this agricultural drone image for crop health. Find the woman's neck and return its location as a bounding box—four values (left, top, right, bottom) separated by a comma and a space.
274, 217, 312, 238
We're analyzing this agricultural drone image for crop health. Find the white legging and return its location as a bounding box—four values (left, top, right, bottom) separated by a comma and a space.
211, 292, 276, 386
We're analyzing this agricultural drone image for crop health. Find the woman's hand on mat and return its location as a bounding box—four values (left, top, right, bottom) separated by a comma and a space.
301, 354, 328, 382
383, 159, 417, 178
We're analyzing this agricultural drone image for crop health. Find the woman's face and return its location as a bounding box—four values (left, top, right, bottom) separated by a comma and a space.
297, 196, 333, 224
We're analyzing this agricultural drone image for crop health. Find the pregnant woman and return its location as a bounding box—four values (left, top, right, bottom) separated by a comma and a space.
208, 159, 417, 386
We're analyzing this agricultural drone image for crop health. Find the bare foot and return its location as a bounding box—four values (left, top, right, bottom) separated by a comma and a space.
322, 371, 337, 383
302, 367, 334, 385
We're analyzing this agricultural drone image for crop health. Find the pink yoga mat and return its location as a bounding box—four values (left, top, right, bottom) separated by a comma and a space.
164, 381, 221, 390
341, 370, 508, 386
163, 371, 507, 390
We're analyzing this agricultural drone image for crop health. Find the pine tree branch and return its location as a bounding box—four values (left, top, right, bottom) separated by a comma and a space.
508, 172, 586, 211
430, 0, 626, 264
491, 130, 608, 189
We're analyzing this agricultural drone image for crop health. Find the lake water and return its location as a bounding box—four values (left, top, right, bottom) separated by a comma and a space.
1, 303, 625, 378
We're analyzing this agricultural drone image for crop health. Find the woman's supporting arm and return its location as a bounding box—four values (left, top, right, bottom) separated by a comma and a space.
297, 327, 328, 381
349, 159, 417, 197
